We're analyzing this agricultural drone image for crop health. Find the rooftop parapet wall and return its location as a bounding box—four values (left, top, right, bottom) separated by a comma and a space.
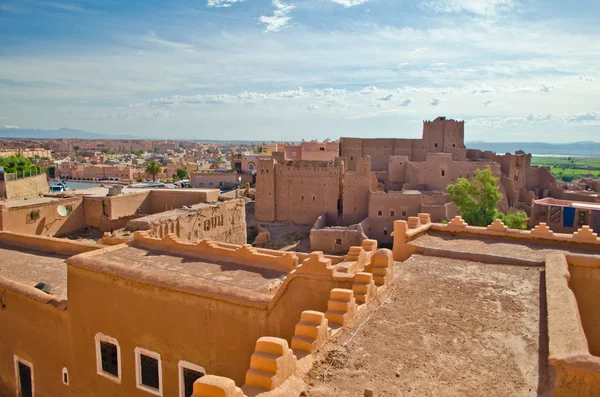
546, 253, 600, 396
391, 217, 600, 262
0, 230, 103, 256
133, 232, 299, 273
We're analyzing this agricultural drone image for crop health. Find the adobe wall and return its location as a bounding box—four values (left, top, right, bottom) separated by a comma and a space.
191, 173, 241, 188
546, 253, 600, 397
125, 199, 247, 245
256, 159, 343, 225
1, 196, 87, 236
310, 214, 366, 254
341, 157, 371, 225
148, 190, 219, 213
1, 173, 49, 200
566, 255, 600, 356
368, 191, 422, 242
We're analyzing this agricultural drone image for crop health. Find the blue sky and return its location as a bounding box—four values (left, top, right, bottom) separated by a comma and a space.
0, 0, 599, 142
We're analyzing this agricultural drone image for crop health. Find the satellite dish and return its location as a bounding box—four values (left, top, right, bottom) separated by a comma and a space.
57, 205, 69, 217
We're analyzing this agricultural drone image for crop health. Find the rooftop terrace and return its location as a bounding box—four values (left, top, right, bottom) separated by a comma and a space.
306, 254, 553, 396
0, 244, 69, 299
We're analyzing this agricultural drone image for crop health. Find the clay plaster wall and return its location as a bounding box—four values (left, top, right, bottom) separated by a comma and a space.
310, 213, 366, 254
1, 196, 87, 236
567, 255, 600, 356
546, 253, 600, 397
0, 173, 49, 200
126, 199, 247, 245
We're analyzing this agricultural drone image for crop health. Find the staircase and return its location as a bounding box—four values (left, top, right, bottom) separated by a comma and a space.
325, 288, 356, 328
352, 272, 375, 305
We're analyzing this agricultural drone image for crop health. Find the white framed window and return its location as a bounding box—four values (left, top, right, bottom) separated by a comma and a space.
95, 333, 121, 383
178, 361, 206, 397
135, 347, 163, 396
291, 151, 296, 157
14, 355, 34, 397
62, 367, 69, 386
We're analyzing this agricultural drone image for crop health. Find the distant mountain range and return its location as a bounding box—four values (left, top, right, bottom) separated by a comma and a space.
466, 141, 600, 156
0, 126, 135, 139
0, 126, 598, 156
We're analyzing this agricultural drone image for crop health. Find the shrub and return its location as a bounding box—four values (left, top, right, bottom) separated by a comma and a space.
498, 210, 528, 230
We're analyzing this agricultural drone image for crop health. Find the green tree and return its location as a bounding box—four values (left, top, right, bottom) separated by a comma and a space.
217, 156, 223, 166
447, 166, 503, 226
176, 168, 189, 180
253, 146, 263, 154
499, 211, 528, 230
154, 147, 160, 153
145, 161, 162, 182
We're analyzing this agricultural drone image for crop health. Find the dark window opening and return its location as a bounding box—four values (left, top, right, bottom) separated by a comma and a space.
452, 144, 456, 147
100, 341, 119, 378
377, 210, 383, 216
383, 229, 388, 236
183, 368, 204, 397
435, 143, 438, 148
335, 239, 342, 245
140, 354, 160, 390
402, 211, 407, 217
319, 147, 325, 151
390, 210, 395, 217
350, 156, 353, 160
63, 369, 69, 385
441, 170, 446, 177
18, 362, 33, 397
313, 196, 316, 201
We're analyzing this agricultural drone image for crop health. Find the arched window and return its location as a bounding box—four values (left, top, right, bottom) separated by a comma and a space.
248, 163, 255, 170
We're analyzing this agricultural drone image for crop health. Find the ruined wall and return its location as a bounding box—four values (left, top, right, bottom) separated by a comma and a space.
309, 214, 366, 254
126, 199, 247, 245
1, 196, 86, 236
0, 173, 49, 200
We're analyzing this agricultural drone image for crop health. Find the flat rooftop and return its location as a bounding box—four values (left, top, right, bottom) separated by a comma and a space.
93, 245, 286, 294
0, 244, 68, 299
410, 230, 598, 261
307, 254, 552, 396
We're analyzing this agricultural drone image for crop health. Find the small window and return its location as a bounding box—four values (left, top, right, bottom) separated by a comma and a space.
248, 163, 255, 170
95, 333, 121, 383
313, 196, 316, 201
319, 147, 325, 151
14, 356, 33, 397
435, 143, 438, 148
383, 229, 388, 236
402, 210, 407, 217
335, 239, 342, 246
178, 361, 206, 397
291, 151, 296, 157
62, 367, 69, 386
377, 210, 383, 217
441, 170, 445, 177
350, 156, 353, 160
390, 210, 395, 217
452, 144, 456, 147
135, 348, 162, 396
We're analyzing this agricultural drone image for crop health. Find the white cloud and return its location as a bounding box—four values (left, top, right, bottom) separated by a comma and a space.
330, 0, 370, 7
430, 98, 441, 106
538, 84, 554, 93
259, 0, 294, 33
206, 0, 245, 7
145, 31, 194, 52
398, 99, 412, 107
358, 86, 378, 95
570, 74, 596, 82
420, 0, 516, 16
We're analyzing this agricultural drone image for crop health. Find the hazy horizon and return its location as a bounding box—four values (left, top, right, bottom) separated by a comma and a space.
1, 0, 599, 142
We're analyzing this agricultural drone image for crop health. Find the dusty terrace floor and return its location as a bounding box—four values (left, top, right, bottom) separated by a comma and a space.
304, 254, 553, 397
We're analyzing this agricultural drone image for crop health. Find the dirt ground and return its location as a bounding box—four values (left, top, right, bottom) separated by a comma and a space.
303, 255, 553, 397
246, 201, 311, 252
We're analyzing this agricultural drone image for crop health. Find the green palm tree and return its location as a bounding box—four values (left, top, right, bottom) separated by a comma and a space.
145, 161, 161, 182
